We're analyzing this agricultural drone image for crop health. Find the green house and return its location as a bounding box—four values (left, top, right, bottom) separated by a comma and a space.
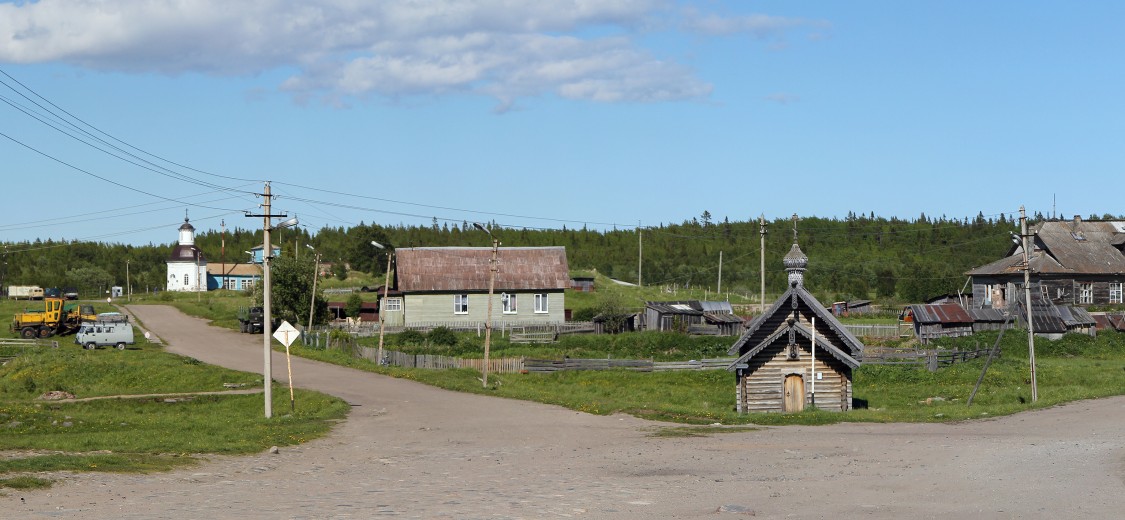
390, 246, 569, 328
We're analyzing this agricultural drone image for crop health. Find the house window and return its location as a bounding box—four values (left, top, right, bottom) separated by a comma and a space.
384, 298, 402, 312
224, 278, 237, 290
243, 279, 256, 290
184, 274, 190, 286
1079, 283, 1093, 304
534, 293, 549, 313
501, 293, 517, 314
1110, 283, 1123, 304
454, 294, 469, 314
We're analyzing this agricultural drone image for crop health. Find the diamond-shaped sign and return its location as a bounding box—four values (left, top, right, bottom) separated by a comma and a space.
272, 320, 300, 348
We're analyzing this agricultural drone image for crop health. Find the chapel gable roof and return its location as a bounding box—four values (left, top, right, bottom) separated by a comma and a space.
727, 284, 864, 369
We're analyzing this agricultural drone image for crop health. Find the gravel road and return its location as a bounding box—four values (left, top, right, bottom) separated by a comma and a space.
5, 304, 1124, 519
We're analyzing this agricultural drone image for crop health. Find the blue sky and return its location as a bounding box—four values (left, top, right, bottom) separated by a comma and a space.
2, 1, 1123, 246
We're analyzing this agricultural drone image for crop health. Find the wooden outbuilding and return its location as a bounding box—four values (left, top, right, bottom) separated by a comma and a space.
727, 240, 863, 413
900, 304, 974, 345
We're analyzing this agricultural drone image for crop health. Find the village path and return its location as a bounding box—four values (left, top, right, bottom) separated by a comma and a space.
5, 304, 1125, 519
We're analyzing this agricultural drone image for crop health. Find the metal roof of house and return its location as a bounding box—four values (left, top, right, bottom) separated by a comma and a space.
967, 307, 1009, 323
1057, 305, 1096, 327
168, 244, 205, 263
904, 304, 973, 324
394, 247, 569, 293
1014, 297, 1067, 334
967, 220, 1125, 276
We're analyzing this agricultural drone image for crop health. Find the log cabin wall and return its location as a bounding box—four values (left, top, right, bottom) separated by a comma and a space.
736, 341, 852, 413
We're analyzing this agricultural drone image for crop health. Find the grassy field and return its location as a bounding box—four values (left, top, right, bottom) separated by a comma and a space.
0, 306, 349, 490
289, 326, 1125, 426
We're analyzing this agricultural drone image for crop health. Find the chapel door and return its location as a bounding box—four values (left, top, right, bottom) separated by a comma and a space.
783, 374, 805, 412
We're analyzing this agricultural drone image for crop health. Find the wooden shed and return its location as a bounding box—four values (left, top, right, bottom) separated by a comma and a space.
900, 304, 974, 345
727, 242, 863, 413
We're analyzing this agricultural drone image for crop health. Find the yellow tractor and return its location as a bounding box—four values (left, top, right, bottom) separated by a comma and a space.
11, 298, 97, 339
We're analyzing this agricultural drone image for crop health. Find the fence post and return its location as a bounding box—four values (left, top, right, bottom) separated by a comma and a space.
927, 351, 938, 372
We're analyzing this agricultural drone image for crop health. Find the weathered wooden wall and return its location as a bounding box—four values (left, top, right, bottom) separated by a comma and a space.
736, 342, 851, 413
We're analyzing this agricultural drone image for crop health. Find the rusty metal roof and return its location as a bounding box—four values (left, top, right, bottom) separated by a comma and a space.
394, 247, 569, 293
904, 304, 973, 324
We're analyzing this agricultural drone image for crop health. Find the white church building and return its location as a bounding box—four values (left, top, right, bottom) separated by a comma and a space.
166, 216, 208, 292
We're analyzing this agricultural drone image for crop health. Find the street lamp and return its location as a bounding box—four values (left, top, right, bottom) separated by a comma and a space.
306, 244, 320, 334
371, 241, 393, 366
472, 223, 499, 388
190, 246, 202, 302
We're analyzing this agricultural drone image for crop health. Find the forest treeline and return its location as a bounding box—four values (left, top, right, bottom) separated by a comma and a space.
1, 211, 1060, 303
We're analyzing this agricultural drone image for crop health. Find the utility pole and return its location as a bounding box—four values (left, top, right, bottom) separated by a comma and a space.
371, 241, 392, 366
637, 221, 643, 287
306, 245, 320, 334
126, 260, 131, 302
262, 183, 274, 418
474, 223, 499, 388
717, 251, 723, 295
245, 182, 297, 419
221, 219, 227, 291
1021, 206, 1038, 402
759, 214, 767, 314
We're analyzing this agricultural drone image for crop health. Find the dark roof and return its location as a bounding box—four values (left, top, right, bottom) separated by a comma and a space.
646, 302, 704, 316
394, 247, 569, 293
967, 307, 1009, 323
1057, 305, 1096, 327
703, 312, 745, 324
168, 244, 205, 263
1014, 297, 1067, 334
968, 220, 1125, 276
903, 304, 973, 324
727, 284, 864, 370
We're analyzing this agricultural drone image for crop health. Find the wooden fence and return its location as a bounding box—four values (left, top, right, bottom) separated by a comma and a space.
316, 321, 595, 338
843, 324, 906, 338
862, 346, 995, 371
0, 338, 59, 349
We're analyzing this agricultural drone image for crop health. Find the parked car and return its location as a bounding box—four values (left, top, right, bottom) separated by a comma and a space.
75, 314, 135, 350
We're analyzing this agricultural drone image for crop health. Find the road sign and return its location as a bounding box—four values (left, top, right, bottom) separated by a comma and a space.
273, 320, 300, 348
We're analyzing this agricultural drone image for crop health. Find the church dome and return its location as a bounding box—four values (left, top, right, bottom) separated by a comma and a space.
783, 243, 808, 270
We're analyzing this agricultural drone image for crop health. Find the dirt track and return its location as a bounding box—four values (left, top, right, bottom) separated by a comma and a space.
5, 304, 1124, 519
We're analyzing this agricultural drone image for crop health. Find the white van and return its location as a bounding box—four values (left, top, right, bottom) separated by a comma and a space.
75, 315, 135, 350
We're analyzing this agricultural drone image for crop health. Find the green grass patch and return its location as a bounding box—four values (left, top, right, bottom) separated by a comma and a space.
290, 327, 1125, 427
0, 336, 349, 485
0, 475, 53, 490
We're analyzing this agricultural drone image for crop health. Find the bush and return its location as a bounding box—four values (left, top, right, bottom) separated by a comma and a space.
427, 326, 458, 346
396, 330, 425, 346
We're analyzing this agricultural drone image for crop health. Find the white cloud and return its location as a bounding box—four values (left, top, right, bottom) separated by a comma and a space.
0, 1, 807, 109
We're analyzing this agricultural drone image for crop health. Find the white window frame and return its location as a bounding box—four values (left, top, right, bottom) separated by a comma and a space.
243, 279, 256, 290
1110, 283, 1123, 304
501, 293, 517, 314
184, 274, 190, 286
224, 278, 237, 290
384, 298, 402, 312
454, 294, 469, 314
1079, 282, 1094, 304
534, 293, 549, 314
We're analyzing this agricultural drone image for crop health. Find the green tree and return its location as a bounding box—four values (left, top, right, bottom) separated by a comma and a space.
345, 293, 364, 319
332, 262, 348, 281
252, 255, 328, 326
65, 266, 114, 297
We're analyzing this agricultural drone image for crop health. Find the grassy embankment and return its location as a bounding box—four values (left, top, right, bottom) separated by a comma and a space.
0, 299, 349, 490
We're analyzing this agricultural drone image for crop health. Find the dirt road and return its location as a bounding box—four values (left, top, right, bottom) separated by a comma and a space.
6, 305, 1124, 518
